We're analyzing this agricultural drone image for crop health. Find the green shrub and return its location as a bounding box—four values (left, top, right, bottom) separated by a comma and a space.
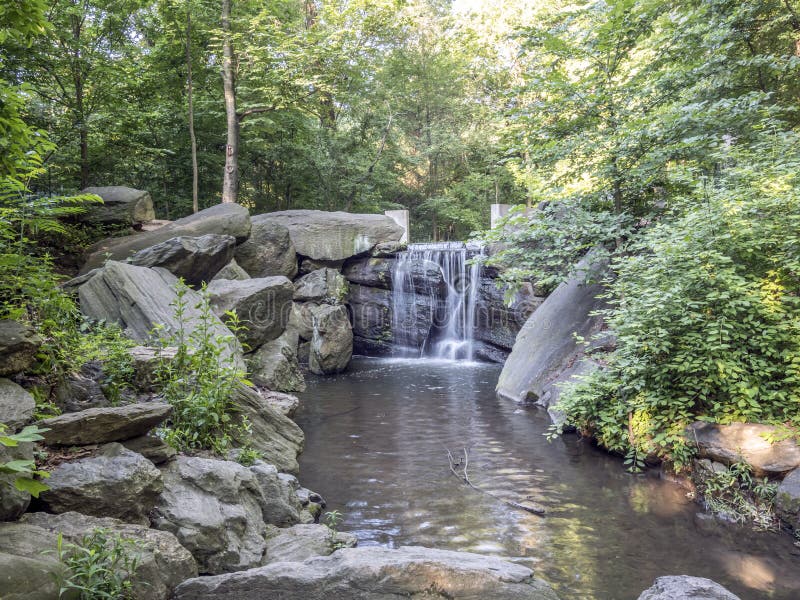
554, 159, 800, 467
0, 423, 50, 497
56, 528, 139, 600
154, 281, 249, 454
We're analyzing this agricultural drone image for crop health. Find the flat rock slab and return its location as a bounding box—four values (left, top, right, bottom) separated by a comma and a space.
173, 545, 560, 600
0, 319, 42, 377
262, 524, 357, 565
39, 442, 163, 524
23, 511, 197, 600
80, 186, 156, 226
686, 422, 800, 477
637, 576, 741, 599
39, 402, 172, 446
0, 378, 35, 430
81, 203, 251, 273
255, 210, 404, 261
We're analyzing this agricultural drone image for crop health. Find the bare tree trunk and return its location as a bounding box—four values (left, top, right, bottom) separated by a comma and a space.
186, 10, 199, 213
221, 0, 238, 204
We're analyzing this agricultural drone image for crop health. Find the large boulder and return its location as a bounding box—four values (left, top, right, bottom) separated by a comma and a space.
637, 576, 741, 600
309, 304, 353, 375
248, 461, 302, 526
212, 258, 251, 282
496, 253, 607, 405
0, 378, 35, 431
208, 277, 294, 350
81, 203, 251, 273
39, 442, 163, 524
79, 186, 155, 226
128, 234, 236, 285
262, 524, 357, 565
230, 385, 304, 474
342, 257, 444, 294
686, 422, 800, 478
39, 402, 172, 446
23, 511, 197, 600
293, 268, 349, 303
78, 261, 242, 363
0, 320, 42, 377
234, 216, 298, 279
256, 210, 404, 262
151, 456, 269, 574
0, 442, 34, 521
53, 362, 110, 412
0, 522, 67, 600
247, 328, 306, 392
173, 545, 561, 600
776, 467, 800, 529
474, 278, 541, 353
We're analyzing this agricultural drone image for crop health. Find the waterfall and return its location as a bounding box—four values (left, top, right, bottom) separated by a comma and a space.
391, 242, 483, 360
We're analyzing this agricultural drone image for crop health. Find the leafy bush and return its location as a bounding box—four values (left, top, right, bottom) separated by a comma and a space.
154, 281, 249, 454
0, 424, 49, 497
695, 460, 778, 530
554, 157, 800, 467
56, 529, 139, 600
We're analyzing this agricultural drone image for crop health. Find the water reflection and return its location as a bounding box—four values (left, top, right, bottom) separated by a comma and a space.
296, 358, 800, 600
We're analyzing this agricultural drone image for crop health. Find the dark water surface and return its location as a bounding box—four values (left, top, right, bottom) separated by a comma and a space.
296, 358, 800, 600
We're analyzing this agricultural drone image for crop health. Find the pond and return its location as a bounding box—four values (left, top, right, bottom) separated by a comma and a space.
296, 357, 800, 600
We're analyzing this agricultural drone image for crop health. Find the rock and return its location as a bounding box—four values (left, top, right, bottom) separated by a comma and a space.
247, 329, 305, 392
637, 575, 741, 600
299, 257, 345, 275
53, 363, 110, 413
39, 402, 172, 446
23, 511, 197, 600
256, 210, 404, 261
776, 468, 800, 529
234, 215, 298, 279
173, 545, 561, 600
370, 241, 405, 257
342, 257, 443, 294
0, 442, 34, 521
249, 461, 302, 526
212, 258, 251, 281
348, 284, 432, 352
129, 345, 177, 392
121, 434, 177, 465
78, 261, 243, 366
262, 524, 357, 565
259, 389, 300, 418
0, 319, 42, 377
81, 203, 251, 274
208, 277, 294, 350
0, 522, 66, 599
231, 385, 304, 474
474, 279, 542, 351
291, 301, 318, 341
40, 442, 163, 524
298, 340, 311, 364
309, 304, 353, 375
79, 186, 155, 226
128, 234, 236, 286
151, 455, 269, 574
496, 252, 608, 404
686, 422, 800, 477
0, 378, 35, 431
293, 268, 349, 303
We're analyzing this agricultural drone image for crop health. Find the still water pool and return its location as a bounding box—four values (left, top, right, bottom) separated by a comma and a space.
296, 358, 800, 600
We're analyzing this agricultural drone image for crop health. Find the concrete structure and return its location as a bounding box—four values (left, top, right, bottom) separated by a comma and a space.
490, 204, 512, 229
384, 210, 409, 243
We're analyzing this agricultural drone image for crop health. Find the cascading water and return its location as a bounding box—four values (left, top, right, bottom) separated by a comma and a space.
391, 242, 483, 360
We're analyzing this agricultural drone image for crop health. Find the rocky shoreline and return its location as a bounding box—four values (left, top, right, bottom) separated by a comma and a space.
0, 188, 750, 598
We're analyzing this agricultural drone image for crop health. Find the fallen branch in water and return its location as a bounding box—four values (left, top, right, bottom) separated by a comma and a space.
446, 447, 546, 516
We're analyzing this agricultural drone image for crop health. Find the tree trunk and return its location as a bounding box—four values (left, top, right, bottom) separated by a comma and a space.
221, 0, 238, 204
186, 10, 199, 213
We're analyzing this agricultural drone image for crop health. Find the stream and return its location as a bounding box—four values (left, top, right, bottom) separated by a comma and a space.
296, 357, 800, 600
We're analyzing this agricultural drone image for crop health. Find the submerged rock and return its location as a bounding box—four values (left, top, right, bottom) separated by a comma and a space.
81, 203, 251, 273
39, 402, 172, 446
128, 234, 236, 285
39, 443, 163, 524
0, 319, 42, 377
23, 511, 197, 600
637, 576, 740, 600
173, 545, 560, 600
151, 455, 269, 574
686, 422, 800, 477
234, 215, 298, 279
255, 210, 404, 261
79, 186, 155, 226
